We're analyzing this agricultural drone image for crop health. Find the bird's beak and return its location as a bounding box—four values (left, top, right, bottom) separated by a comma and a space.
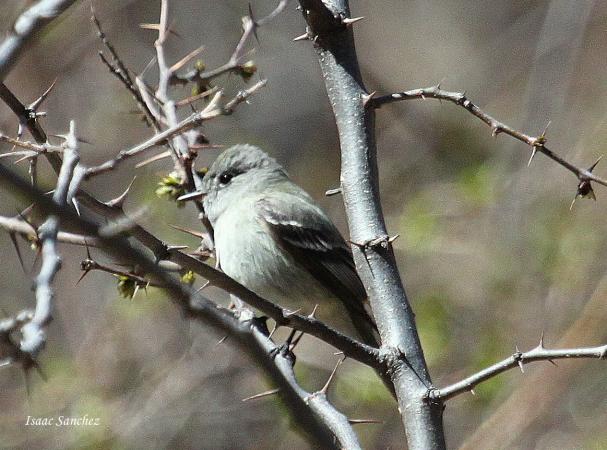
178, 191, 206, 201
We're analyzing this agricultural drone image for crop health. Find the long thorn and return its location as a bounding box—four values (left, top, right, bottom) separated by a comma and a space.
8, 232, 25, 272
320, 356, 345, 395
242, 387, 280, 402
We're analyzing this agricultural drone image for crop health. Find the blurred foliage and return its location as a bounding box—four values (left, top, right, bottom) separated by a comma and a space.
456, 163, 496, 207
400, 195, 440, 253
467, 328, 509, 407
415, 291, 452, 366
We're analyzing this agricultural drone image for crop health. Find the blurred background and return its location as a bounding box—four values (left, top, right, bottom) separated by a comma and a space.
1, 1, 607, 449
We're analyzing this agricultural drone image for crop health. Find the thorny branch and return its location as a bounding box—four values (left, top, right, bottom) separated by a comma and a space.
0, 82, 50, 144
371, 85, 607, 201
0, 133, 61, 154
0, 163, 358, 449
168, 247, 382, 367
90, 5, 160, 131
152, 0, 190, 174
429, 339, 607, 401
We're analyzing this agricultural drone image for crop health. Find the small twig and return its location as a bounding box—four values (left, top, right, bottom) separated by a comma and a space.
84, 80, 267, 178
0, 133, 62, 154
241, 387, 281, 402
171, 0, 289, 85
91, 5, 160, 130
79, 257, 163, 289
0, 215, 99, 247
153, 0, 189, 172
169, 44, 205, 74
175, 86, 219, 108
429, 341, 607, 401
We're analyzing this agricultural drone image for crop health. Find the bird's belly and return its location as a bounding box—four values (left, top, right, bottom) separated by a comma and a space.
214, 213, 329, 310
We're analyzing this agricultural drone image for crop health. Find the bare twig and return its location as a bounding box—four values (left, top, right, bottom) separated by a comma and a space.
371, 85, 607, 190
0, 133, 62, 154
152, 0, 189, 173
175, 86, 219, 108
79, 256, 163, 288
429, 341, 607, 402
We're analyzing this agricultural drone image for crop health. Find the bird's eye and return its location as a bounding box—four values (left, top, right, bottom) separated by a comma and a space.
218, 171, 234, 185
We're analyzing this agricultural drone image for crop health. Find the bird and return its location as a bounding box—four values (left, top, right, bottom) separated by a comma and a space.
186, 144, 378, 347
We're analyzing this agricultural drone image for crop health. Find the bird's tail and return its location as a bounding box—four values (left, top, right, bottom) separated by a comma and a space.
343, 300, 397, 399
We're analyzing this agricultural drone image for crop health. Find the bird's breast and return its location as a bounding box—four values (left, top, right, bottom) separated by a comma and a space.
213, 204, 329, 309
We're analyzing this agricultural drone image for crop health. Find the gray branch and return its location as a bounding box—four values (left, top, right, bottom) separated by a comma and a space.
171, 0, 289, 85
20, 121, 79, 355
0, 215, 100, 246
297, 1, 446, 448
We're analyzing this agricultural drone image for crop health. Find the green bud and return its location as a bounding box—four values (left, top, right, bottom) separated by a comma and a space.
180, 270, 195, 285
239, 60, 257, 81
195, 59, 206, 72
117, 275, 137, 299
156, 172, 186, 206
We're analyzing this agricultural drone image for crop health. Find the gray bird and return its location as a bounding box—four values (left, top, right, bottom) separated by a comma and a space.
190, 144, 378, 346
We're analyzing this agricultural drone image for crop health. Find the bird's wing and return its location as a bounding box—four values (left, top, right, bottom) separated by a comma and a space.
256, 191, 378, 345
